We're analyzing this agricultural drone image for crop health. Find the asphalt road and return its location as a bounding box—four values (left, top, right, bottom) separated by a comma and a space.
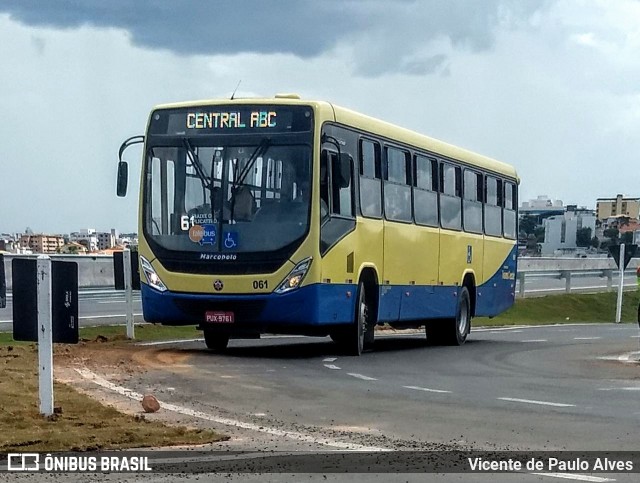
50, 322, 638, 482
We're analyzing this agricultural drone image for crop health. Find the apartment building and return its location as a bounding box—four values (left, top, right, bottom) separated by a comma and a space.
596, 194, 640, 221
19, 234, 64, 254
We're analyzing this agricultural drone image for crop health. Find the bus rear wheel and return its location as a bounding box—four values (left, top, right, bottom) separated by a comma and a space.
427, 287, 471, 346
203, 329, 230, 352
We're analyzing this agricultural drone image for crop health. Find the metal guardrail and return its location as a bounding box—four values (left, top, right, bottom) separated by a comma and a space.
2, 254, 638, 298
517, 256, 639, 297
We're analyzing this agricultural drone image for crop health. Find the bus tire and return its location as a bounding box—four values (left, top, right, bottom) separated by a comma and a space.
427, 287, 471, 346
203, 329, 230, 352
345, 282, 374, 356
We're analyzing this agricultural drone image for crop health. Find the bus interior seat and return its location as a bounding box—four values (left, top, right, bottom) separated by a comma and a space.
232, 186, 256, 221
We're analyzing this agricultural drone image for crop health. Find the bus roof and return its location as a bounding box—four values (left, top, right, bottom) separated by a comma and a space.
152, 96, 519, 182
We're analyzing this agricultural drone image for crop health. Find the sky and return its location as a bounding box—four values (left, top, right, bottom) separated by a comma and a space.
1, 0, 639, 234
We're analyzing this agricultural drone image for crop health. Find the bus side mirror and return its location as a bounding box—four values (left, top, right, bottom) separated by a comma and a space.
116, 161, 128, 197
333, 153, 352, 189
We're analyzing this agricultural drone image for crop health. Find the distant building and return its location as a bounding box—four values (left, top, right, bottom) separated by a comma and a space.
595, 194, 640, 221
70, 229, 99, 252
19, 234, 64, 254
540, 208, 596, 256
520, 195, 565, 226
97, 231, 115, 250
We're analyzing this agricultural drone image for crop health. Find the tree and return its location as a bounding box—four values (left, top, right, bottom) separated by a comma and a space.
534, 226, 545, 243
519, 215, 538, 236
576, 227, 592, 247
621, 231, 633, 245
590, 236, 600, 249
603, 227, 619, 240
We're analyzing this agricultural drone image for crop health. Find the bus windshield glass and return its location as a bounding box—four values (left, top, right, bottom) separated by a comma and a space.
143, 140, 312, 255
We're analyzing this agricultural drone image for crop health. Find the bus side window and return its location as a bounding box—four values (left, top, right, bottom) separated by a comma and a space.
439, 162, 461, 230
320, 150, 330, 219
384, 147, 411, 222
503, 181, 517, 239
463, 170, 483, 234
484, 176, 502, 236
359, 139, 382, 218
413, 154, 438, 227
322, 150, 355, 218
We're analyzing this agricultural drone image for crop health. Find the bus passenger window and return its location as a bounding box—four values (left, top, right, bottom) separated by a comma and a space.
463, 170, 483, 234
320, 151, 330, 219
439, 162, 461, 230
484, 176, 503, 237
503, 181, 517, 239
414, 155, 438, 226
359, 139, 381, 218
384, 147, 411, 222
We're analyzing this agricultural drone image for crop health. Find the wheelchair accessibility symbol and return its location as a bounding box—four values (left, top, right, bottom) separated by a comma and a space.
223, 232, 238, 250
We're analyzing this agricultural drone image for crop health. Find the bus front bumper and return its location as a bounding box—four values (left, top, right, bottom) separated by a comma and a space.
140, 282, 358, 332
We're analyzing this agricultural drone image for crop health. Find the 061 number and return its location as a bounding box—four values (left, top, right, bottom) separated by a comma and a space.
252, 280, 268, 290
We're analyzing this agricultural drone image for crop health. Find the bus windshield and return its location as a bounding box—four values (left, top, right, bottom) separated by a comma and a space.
143, 141, 312, 255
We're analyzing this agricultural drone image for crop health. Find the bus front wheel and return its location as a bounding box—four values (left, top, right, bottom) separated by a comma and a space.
203, 329, 230, 352
346, 282, 374, 356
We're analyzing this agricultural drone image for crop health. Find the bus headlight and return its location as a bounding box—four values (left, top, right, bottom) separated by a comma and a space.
140, 255, 167, 292
275, 257, 312, 294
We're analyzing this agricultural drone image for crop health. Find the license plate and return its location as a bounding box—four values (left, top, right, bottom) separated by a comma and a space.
205, 311, 234, 323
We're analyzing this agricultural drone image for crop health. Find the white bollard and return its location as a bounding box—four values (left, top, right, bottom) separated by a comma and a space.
36, 255, 54, 416
123, 248, 135, 339
615, 243, 625, 324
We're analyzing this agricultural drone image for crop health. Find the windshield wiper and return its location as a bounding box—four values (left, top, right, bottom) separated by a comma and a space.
233, 138, 270, 190
183, 138, 212, 192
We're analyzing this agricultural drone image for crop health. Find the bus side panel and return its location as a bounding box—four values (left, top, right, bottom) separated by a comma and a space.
396, 284, 457, 321
476, 241, 517, 317
321, 217, 384, 321
383, 223, 440, 321
438, 230, 483, 287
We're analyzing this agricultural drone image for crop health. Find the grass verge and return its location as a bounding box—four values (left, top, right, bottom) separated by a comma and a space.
482, 290, 640, 326
0, 341, 226, 452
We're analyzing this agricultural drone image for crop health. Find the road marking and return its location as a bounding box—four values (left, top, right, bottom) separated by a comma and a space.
323, 357, 338, 362
76, 368, 391, 452
521, 339, 548, 343
531, 473, 615, 482
498, 397, 575, 408
97, 300, 141, 305
137, 338, 203, 346
79, 314, 143, 319
602, 387, 640, 391
347, 373, 377, 381
574, 337, 601, 340
324, 364, 341, 370
403, 385, 452, 394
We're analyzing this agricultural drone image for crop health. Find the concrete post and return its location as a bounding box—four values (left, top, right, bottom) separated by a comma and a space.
615, 243, 625, 324
36, 255, 54, 416
123, 248, 135, 339
517, 272, 526, 298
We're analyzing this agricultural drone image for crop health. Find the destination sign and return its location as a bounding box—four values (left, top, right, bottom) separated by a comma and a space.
186, 111, 276, 130
150, 105, 313, 135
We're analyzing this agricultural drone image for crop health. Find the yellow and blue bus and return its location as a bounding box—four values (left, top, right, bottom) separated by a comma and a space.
117, 95, 519, 355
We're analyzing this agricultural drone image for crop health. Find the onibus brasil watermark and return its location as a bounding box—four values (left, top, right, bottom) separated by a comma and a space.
6, 453, 151, 472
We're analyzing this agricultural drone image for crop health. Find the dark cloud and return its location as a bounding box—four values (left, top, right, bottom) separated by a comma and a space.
0, 0, 546, 76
